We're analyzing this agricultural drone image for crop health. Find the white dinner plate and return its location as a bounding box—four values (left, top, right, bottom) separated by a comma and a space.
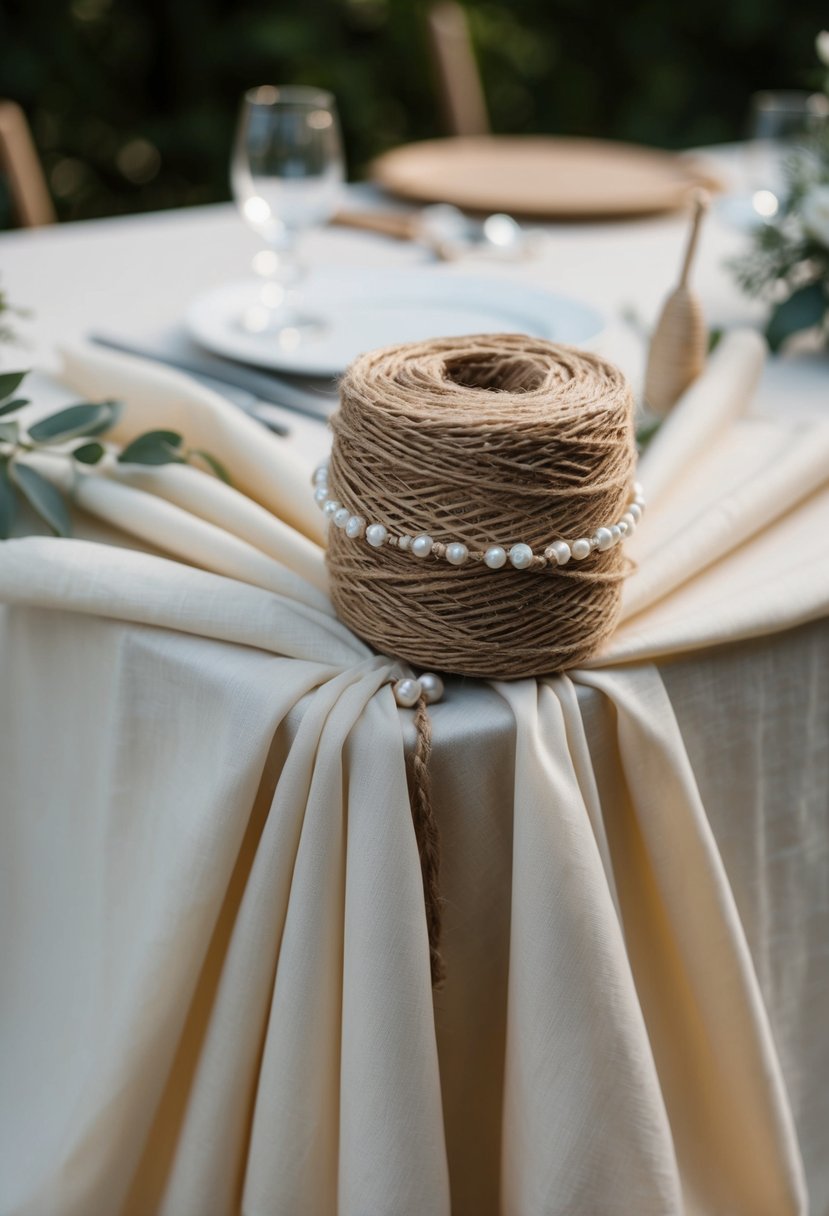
185, 267, 604, 377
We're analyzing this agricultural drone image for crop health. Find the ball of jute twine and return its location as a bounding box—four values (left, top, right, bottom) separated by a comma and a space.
327, 333, 636, 679
325, 334, 636, 985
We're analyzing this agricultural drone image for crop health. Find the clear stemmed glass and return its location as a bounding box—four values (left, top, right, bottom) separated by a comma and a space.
231, 85, 345, 347
746, 91, 829, 218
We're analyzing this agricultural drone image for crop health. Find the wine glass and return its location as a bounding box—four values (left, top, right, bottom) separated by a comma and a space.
231, 85, 345, 347
746, 91, 829, 218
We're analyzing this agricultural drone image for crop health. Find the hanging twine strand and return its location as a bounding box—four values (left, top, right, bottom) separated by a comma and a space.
327, 333, 637, 679
404, 693, 444, 987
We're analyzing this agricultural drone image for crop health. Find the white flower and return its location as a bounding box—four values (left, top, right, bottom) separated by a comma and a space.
801, 185, 829, 247
817, 30, 829, 67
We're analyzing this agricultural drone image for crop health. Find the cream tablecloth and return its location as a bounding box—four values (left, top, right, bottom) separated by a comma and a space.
1, 327, 828, 1216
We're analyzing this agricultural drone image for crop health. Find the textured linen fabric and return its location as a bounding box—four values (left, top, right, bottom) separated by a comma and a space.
654, 622, 829, 1216
0, 334, 827, 1215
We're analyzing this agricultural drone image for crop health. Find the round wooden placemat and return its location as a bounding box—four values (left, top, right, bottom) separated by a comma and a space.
371, 135, 721, 220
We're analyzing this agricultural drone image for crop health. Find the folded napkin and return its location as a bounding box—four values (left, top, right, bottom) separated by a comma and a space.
601, 330, 829, 663
60, 342, 326, 545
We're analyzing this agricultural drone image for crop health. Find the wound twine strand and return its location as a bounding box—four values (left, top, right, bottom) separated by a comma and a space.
326, 333, 637, 679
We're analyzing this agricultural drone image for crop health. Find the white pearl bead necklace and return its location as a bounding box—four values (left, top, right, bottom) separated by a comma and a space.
313, 464, 645, 571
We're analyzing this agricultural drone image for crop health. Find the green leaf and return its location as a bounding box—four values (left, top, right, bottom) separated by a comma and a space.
0, 461, 16, 539
189, 448, 231, 484
118, 429, 184, 466
72, 441, 106, 465
0, 419, 19, 444
93, 399, 122, 433
9, 461, 72, 537
765, 283, 827, 352
0, 397, 28, 417
28, 400, 120, 444
0, 370, 28, 402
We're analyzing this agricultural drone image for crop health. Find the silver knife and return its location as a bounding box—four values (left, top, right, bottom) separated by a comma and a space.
88, 332, 337, 425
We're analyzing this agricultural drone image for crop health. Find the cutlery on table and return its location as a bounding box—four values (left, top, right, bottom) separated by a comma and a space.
89, 333, 339, 427
331, 203, 534, 260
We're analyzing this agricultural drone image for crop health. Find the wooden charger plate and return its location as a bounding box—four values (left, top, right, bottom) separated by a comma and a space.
371, 135, 720, 220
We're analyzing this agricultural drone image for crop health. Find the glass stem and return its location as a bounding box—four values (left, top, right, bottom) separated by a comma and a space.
255, 231, 303, 308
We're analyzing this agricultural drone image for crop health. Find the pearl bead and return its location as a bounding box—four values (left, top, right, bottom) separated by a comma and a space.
411, 533, 433, 558
393, 677, 422, 708
571, 538, 591, 560
445, 542, 468, 566
509, 543, 534, 569
594, 526, 614, 551
419, 672, 445, 704
610, 524, 622, 543
366, 523, 388, 548
621, 512, 636, 532
484, 545, 507, 569
629, 502, 642, 523
313, 486, 328, 506
345, 514, 365, 538
618, 520, 629, 536
545, 540, 571, 566
633, 481, 644, 500
333, 507, 350, 529
398, 535, 412, 551
323, 500, 340, 518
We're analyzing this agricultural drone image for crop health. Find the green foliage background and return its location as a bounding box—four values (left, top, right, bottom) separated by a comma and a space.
0, 0, 825, 226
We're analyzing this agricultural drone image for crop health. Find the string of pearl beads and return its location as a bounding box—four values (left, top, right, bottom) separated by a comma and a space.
312, 463, 644, 570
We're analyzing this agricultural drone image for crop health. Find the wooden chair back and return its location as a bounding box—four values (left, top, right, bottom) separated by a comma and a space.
0, 100, 56, 227
426, 2, 490, 137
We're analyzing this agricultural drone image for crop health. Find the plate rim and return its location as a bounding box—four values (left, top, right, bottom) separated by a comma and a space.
185, 266, 606, 377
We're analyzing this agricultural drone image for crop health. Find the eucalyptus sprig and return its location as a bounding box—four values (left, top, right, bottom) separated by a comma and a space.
0, 279, 29, 348
0, 370, 230, 540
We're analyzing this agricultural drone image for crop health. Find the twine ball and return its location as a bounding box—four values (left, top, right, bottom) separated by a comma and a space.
326, 333, 636, 679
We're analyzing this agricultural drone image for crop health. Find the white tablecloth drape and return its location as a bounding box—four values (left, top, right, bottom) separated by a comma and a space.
1, 333, 828, 1215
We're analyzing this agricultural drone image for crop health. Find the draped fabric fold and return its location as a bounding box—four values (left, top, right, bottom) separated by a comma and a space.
495, 678, 681, 1216
0, 537, 363, 667
573, 667, 807, 1216
1, 332, 827, 1213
